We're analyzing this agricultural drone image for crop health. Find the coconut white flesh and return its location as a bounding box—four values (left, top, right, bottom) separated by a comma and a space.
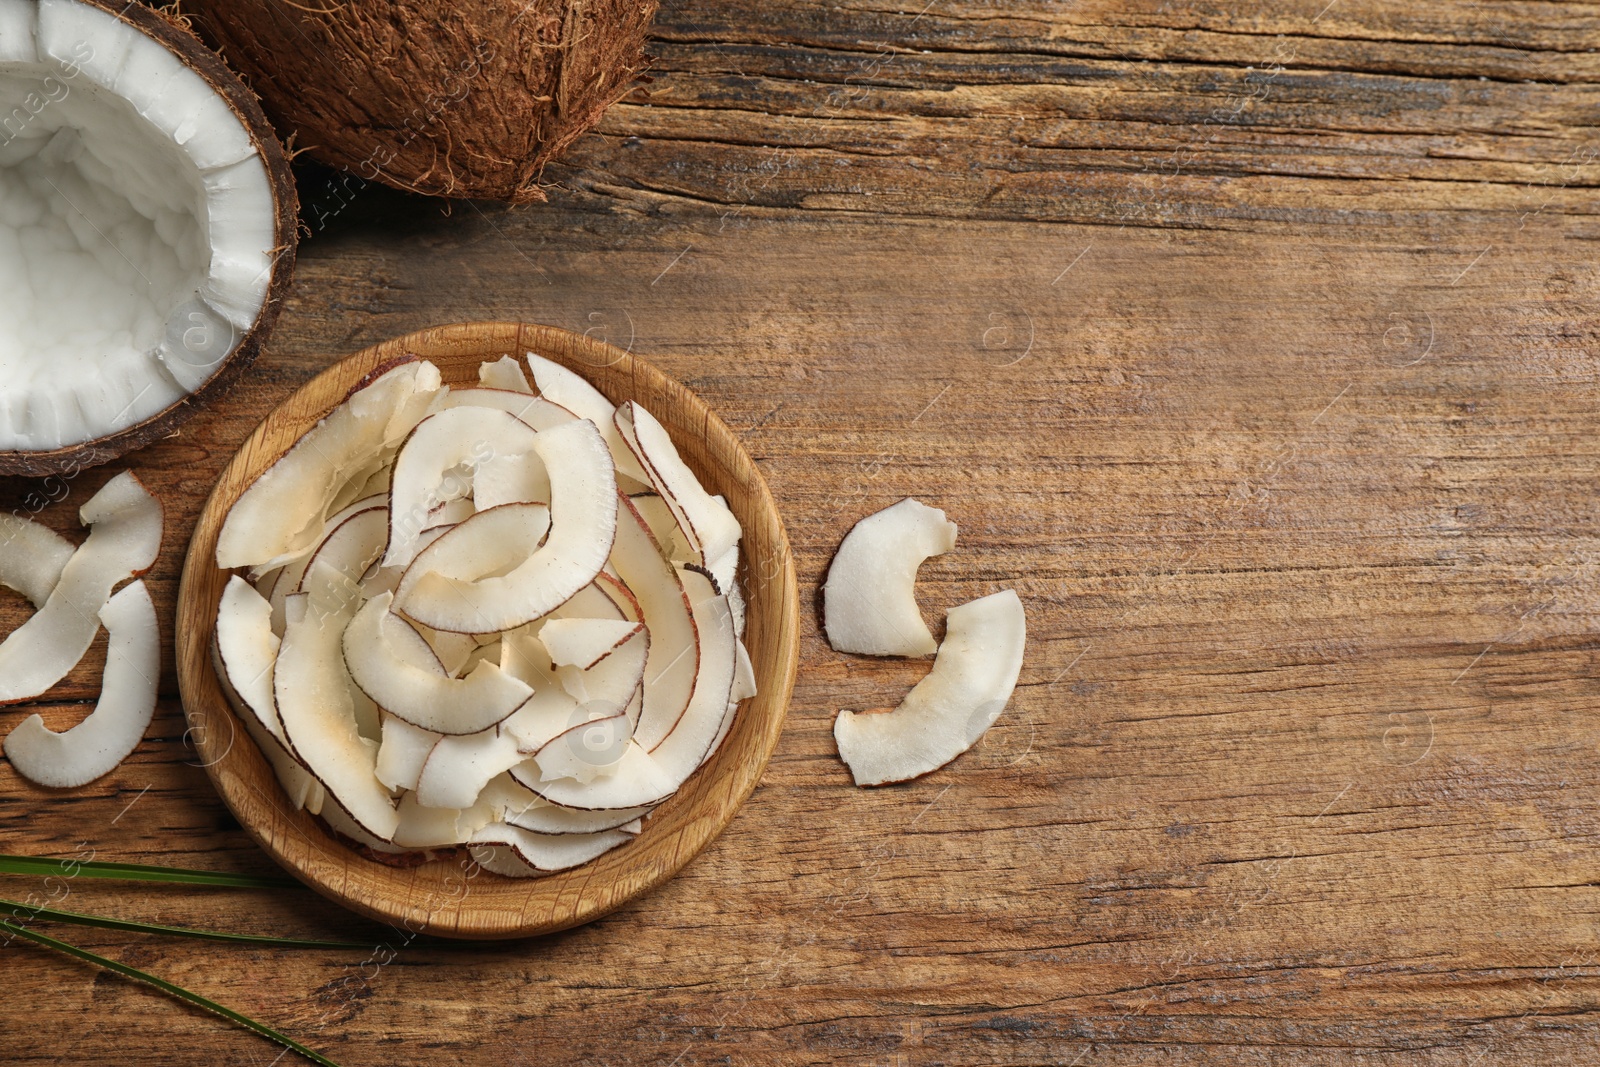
516, 740, 677, 811
218, 362, 442, 570
533, 712, 631, 784
215, 575, 281, 737
479, 355, 532, 393
541, 617, 644, 672
729, 577, 747, 637
612, 496, 699, 750
834, 589, 1027, 787
496, 633, 583, 753
615, 402, 742, 565
342, 592, 531, 735
275, 584, 398, 842
414, 727, 525, 810
627, 492, 686, 561
374, 713, 438, 794
473, 451, 549, 510
505, 795, 651, 835
0, 471, 161, 703
553, 624, 646, 722
0, 0, 276, 452
399, 418, 618, 633
732, 638, 757, 704
648, 570, 737, 773
296, 505, 387, 590
0, 511, 73, 606
318, 799, 405, 854
823, 498, 958, 658
524, 352, 650, 484
212, 637, 322, 811
391, 790, 494, 850
256, 492, 384, 632
3, 580, 157, 788
433, 386, 577, 432
383, 406, 542, 569
391, 502, 550, 612
469, 822, 632, 877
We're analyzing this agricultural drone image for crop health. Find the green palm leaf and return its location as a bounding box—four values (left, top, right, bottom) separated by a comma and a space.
1, 918, 341, 1067
2, 897, 368, 949
0, 853, 295, 888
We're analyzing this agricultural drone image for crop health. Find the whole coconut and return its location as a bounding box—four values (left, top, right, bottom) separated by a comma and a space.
183, 0, 657, 203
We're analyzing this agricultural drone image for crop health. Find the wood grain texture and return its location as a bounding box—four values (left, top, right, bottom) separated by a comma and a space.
175, 322, 798, 938
5, 0, 1600, 1062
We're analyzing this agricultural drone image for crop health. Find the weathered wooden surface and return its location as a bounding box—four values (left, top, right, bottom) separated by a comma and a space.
7, 0, 1600, 1062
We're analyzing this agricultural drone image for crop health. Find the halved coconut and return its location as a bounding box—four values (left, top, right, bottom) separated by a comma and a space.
0, 471, 161, 703
342, 592, 532, 735
399, 418, 618, 633
218, 359, 441, 569
0, 0, 297, 476
4, 579, 157, 788
834, 589, 1027, 787
823, 498, 958, 658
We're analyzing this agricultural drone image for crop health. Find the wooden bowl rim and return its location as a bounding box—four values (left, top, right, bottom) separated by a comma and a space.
175, 321, 798, 939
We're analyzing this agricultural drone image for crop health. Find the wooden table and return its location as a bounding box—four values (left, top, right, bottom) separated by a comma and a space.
7, 1, 1600, 1062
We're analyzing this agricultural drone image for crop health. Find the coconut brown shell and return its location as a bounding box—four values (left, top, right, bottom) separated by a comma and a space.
0, 0, 299, 479
184, 0, 658, 203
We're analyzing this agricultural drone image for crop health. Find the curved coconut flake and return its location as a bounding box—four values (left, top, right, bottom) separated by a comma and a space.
318, 799, 405, 854
524, 352, 650, 484
474, 452, 549, 511
823, 498, 958, 658
479, 355, 533, 393
3, 581, 158, 788
0, 512, 73, 607
505, 795, 652, 835
554, 628, 646, 723
374, 713, 439, 794
468, 821, 632, 877
648, 571, 738, 773
414, 728, 526, 810
392, 503, 551, 610
612, 494, 699, 750
627, 492, 685, 561
218, 360, 441, 569
434, 386, 577, 431
343, 592, 531, 735
541, 618, 644, 672
497, 634, 583, 753
391, 791, 495, 850
834, 589, 1027, 787
213, 635, 321, 812
516, 741, 677, 811
275, 575, 398, 840
400, 419, 618, 633
0, 472, 161, 703
533, 712, 631, 784
615, 401, 741, 566
215, 575, 282, 738
384, 405, 543, 568
296, 505, 387, 590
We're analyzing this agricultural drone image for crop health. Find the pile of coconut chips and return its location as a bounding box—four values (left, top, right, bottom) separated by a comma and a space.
212, 354, 754, 877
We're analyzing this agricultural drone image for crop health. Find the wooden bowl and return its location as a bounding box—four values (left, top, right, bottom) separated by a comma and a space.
175, 322, 799, 939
